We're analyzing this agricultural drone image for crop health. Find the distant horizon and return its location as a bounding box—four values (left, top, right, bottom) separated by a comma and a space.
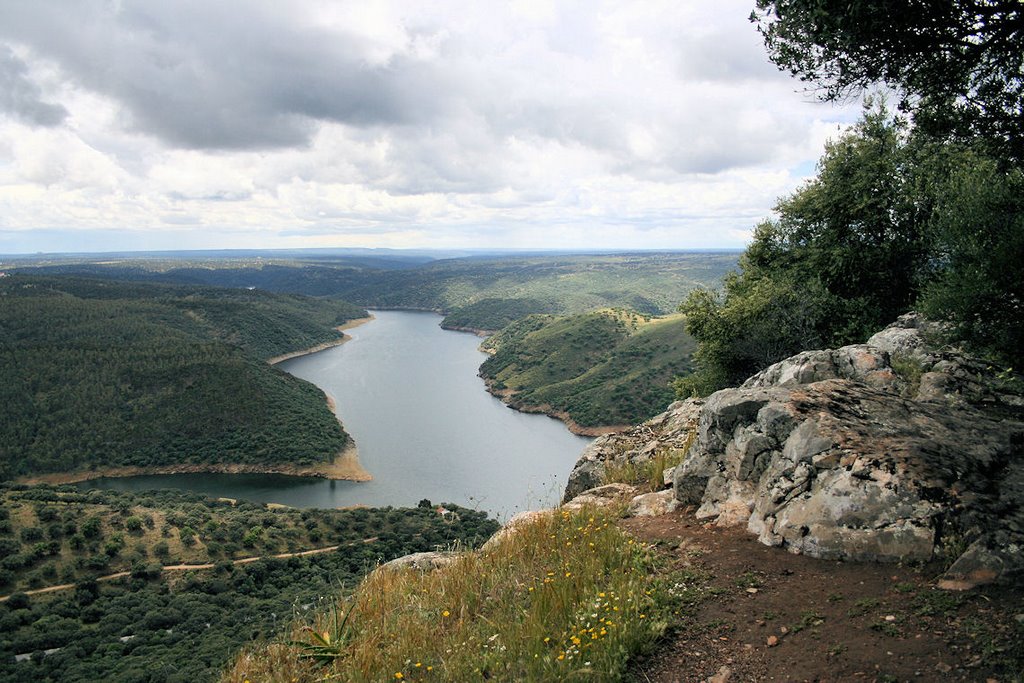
0, 245, 745, 260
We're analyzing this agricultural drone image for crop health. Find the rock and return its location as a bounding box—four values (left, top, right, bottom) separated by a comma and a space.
481, 509, 554, 551
663, 466, 677, 487
562, 398, 703, 503
661, 314, 1024, 584
562, 483, 638, 511
379, 551, 460, 572
627, 489, 678, 517
562, 438, 614, 502
707, 665, 732, 683
766, 635, 779, 647
937, 540, 1019, 591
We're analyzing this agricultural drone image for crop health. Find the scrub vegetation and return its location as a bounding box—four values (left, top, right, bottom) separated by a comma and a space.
0, 484, 498, 683
14, 252, 739, 331
480, 310, 696, 428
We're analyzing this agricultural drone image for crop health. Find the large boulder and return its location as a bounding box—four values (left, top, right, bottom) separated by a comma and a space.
562, 399, 703, 503
666, 314, 1023, 586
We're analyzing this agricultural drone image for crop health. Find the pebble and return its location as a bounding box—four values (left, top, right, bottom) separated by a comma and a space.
707, 665, 732, 683
746, 587, 758, 594
766, 635, 779, 647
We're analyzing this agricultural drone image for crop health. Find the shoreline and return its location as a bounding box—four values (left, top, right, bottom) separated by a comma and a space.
16, 448, 372, 486
266, 314, 375, 365
439, 323, 496, 337
482, 378, 628, 437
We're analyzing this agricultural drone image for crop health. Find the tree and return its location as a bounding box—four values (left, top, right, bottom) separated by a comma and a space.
919, 154, 1024, 365
752, 0, 1024, 161
678, 102, 929, 394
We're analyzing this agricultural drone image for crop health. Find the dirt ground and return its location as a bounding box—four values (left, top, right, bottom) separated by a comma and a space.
622, 510, 1023, 683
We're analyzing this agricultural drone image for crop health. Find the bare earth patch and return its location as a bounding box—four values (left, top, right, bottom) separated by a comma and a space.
623, 510, 1023, 683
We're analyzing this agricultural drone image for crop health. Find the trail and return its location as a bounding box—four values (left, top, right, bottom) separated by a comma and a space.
0, 544, 342, 602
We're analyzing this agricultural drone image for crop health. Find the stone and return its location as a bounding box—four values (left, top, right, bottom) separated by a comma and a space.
663, 315, 1024, 582
562, 398, 703, 503
937, 540, 1010, 590
707, 665, 732, 683
766, 635, 779, 647
627, 489, 678, 517
562, 483, 638, 511
481, 509, 553, 551
379, 551, 460, 572
663, 466, 677, 487
560, 313, 1024, 586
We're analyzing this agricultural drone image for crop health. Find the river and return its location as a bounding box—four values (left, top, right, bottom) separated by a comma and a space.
80, 310, 592, 519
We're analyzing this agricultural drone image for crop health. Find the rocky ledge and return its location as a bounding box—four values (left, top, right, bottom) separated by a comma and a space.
563, 313, 1023, 589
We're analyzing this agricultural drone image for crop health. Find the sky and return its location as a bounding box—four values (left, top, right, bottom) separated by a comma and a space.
0, 0, 858, 254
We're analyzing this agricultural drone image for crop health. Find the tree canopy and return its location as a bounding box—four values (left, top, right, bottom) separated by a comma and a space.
676, 101, 1023, 396
752, 0, 1024, 160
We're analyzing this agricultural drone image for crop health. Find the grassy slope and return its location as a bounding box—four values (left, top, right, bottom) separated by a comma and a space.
479, 310, 696, 428
222, 506, 667, 683
0, 276, 367, 479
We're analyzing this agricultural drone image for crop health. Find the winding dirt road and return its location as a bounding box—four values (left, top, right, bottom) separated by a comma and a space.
0, 544, 342, 602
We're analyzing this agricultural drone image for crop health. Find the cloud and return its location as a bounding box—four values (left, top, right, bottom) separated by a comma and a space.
0, 45, 67, 127
0, 0, 858, 253
0, 1, 455, 150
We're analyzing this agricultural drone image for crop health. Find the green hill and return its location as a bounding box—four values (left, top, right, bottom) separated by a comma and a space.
15, 252, 738, 331
0, 484, 498, 683
0, 276, 367, 480
479, 310, 696, 429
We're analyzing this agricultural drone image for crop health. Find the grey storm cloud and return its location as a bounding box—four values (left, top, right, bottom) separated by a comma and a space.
0, 0, 452, 150
0, 45, 67, 127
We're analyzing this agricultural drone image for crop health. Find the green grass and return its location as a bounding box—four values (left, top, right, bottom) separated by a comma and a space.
223, 507, 669, 683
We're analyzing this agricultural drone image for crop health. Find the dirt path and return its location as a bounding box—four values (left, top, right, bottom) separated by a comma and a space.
623, 511, 1023, 683
0, 544, 342, 602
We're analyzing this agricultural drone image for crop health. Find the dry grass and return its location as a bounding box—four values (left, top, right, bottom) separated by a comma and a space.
602, 430, 696, 493
222, 506, 668, 682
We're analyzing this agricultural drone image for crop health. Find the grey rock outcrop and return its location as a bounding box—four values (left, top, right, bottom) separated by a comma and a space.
379, 551, 461, 572
670, 314, 1023, 586
562, 313, 1023, 588
562, 399, 703, 503
561, 483, 638, 511
627, 489, 679, 517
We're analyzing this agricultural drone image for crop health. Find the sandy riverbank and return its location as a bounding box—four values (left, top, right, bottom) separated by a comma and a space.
482, 379, 627, 437
16, 444, 372, 486
266, 314, 375, 365
439, 323, 496, 337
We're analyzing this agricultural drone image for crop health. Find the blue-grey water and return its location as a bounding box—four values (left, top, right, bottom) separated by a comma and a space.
80, 310, 592, 519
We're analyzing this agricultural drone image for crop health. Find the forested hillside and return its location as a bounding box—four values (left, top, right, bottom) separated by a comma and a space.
0, 276, 367, 479
0, 484, 498, 683
15, 252, 738, 331
479, 310, 695, 429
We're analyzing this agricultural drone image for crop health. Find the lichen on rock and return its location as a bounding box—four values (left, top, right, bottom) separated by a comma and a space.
563, 312, 1024, 588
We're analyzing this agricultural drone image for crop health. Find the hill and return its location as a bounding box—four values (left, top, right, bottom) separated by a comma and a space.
12, 251, 739, 331
479, 310, 696, 431
0, 484, 498, 683
0, 276, 367, 480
